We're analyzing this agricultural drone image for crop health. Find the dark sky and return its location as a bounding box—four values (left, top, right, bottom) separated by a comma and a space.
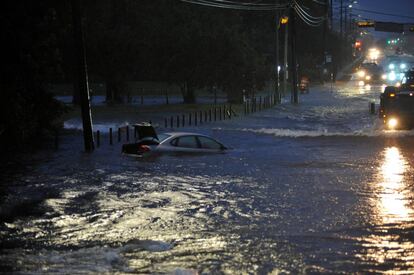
356, 0, 414, 24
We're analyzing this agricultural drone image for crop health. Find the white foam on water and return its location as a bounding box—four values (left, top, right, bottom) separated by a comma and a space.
232, 127, 414, 138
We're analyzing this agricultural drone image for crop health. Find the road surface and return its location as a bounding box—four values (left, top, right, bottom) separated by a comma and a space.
1, 59, 414, 274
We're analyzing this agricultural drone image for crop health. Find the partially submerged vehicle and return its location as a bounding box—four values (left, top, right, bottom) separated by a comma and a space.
122, 123, 227, 155
379, 70, 414, 130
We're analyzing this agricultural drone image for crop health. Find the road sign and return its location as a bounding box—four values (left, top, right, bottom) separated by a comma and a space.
375, 21, 404, 33
357, 21, 375, 28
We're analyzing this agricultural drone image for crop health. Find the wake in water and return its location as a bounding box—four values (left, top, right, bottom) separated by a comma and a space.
228, 126, 414, 138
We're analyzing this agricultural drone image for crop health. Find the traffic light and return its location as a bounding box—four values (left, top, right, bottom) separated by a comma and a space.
357, 21, 375, 28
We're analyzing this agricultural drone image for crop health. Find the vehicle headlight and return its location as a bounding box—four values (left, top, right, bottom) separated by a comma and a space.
381, 74, 387, 80
387, 118, 398, 129
396, 82, 401, 87
400, 63, 407, 70
388, 72, 396, 81
389, 64, 395, 70
358, 80, 365, 86
365, 75, 371, 80
357, 70, 365, 78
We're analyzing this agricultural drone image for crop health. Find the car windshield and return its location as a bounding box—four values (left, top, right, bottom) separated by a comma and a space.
157, 133, 171, 142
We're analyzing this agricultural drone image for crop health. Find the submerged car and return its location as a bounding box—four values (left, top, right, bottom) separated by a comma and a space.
122, 123, 227, 155
379, 70, 414, 129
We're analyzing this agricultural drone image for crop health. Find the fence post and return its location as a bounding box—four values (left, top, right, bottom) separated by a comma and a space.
223, 105, 226, 120
199, 111, 203, 124
182, 114, 185, 127
195, 112, 198, 126
209, 109, 212, 122
229, 105, 232, 119
126, 126, 129, 141
259, 96, 262, 111
118, 127, 121, 142
219, 106, 222, 120
170, 116, 173, 128
166, 89, 169, 104
177, 115, 180, 128
165, 118, 168, 128
96, 130, 100, 147
214, 107, 217, 121
109, 128, 113, 145
189, 113, 192, 126
254, 97, 257, 112
370, 102, 375, 115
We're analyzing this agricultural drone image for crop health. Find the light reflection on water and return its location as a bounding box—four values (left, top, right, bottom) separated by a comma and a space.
356, 146, 414, 273
378, 147, 412, 224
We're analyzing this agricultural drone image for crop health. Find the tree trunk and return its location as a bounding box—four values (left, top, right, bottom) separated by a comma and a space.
181, 82, 196, 104
106, 79, 123, 103
226, 87, 244, 104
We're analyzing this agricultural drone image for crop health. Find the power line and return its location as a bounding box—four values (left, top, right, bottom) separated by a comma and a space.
180, 0, 290, 11
351, 7, 414, 20
293, 0, 325, 26
331, 6, 414, 20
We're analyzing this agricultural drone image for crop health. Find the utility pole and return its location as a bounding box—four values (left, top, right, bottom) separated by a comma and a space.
283, 16, 288, 98
71, 0, 94, 152
344, 5, 348, 37
323, 0, 329, 64
289, 6, 298, 104
340, 0, 343, 38
329, 0, 333, 29
275, 10, 280, 103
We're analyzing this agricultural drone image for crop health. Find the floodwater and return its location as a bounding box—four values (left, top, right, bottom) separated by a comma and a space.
2, 80, 414, 273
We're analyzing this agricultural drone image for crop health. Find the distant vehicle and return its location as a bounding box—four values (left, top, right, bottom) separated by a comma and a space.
379, 70, 414, 130
383, 56, 411, 85
355, 62, 384, 85
401, 69, 414, 87
299, 76, 310, 94
122, 123, 227, 155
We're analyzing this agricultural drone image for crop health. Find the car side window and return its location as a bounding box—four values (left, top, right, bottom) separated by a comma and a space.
197, 136, 222, 150
176, 136, 199, 148
170, 138, 178, 146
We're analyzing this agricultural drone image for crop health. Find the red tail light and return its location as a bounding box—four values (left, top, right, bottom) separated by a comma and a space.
138, 145, 151, 152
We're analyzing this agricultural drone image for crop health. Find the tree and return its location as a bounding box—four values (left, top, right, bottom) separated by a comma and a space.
0, 1, 66, 152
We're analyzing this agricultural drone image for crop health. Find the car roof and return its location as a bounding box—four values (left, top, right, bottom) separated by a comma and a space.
163, 132, 212, 138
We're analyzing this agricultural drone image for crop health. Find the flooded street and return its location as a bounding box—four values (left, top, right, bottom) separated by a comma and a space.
2, 82, 414, 274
